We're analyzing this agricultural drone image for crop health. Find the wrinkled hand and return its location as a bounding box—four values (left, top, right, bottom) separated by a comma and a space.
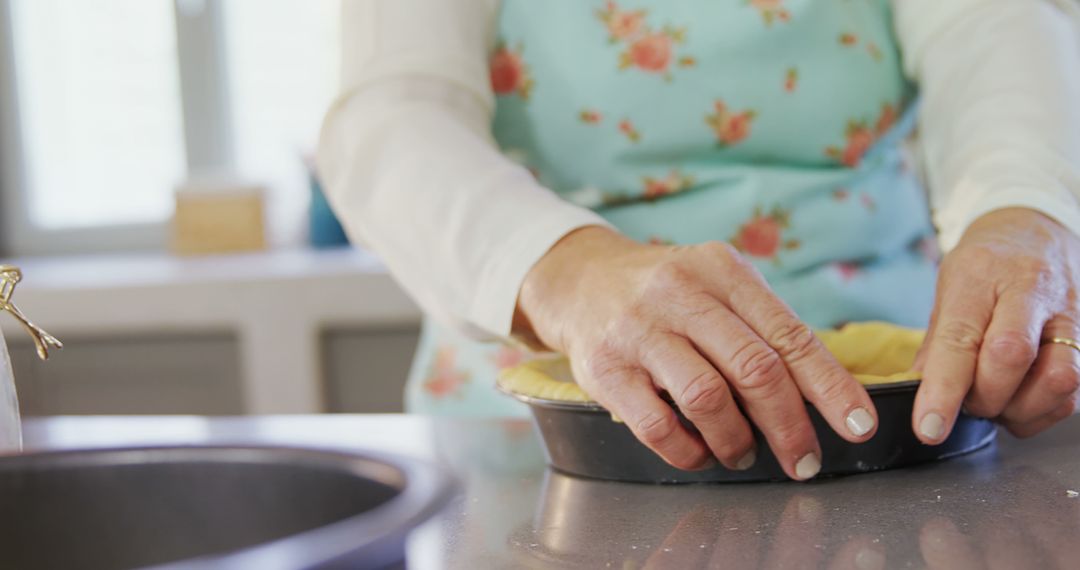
915, 208, 1080, 442
516, 226, 879, 480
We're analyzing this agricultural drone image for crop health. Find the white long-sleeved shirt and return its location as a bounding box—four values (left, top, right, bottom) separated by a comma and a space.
317, 0, 1080, 340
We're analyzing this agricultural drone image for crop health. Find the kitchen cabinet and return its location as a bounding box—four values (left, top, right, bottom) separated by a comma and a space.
321, 326, 419, 413
9, 325, 420, 415
9, 333, 243, 415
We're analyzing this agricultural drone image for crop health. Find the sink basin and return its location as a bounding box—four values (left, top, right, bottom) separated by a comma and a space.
0, 445, 455, 569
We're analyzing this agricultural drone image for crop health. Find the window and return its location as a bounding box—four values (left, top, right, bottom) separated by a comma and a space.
9, 0, 185, 231
0, 0, 341, 255
222, 0, 341, 245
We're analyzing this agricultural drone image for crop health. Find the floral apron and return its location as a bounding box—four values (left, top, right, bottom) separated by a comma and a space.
406, 0, 939, 417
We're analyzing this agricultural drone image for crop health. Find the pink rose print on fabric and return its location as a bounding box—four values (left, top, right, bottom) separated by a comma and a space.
784, 67, 798, 93
706, 100, 757, 147
489, 345, 528, 371
731, 206, 801, 260
834, 261, 861, 281
597, 1, 647, 42
423, 347, 471, 399
749, 0, 791, 26
648, 236, 675, 246
642, 170, 695, 200
832, 188, 850, 201
825, 103, 898, 167
875, 103, 897, 135
826, 122, 874, 167
618, 118, 642, 142
839, 33, 884, 62
490, 42, 534, 100
625, 32, 674, 73
579, 109, 603, 124
597, 2, 691, 80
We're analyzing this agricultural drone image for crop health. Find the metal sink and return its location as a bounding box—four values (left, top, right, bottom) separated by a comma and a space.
0, 445, 455, 569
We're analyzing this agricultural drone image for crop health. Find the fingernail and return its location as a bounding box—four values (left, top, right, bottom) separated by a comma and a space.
735, 449, 756, 471
795, 453, 821, 480
846, 407, 875, 437
919, 413, 946, 441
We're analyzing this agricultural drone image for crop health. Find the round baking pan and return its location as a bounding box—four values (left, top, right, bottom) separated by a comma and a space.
501, 380, 996, 483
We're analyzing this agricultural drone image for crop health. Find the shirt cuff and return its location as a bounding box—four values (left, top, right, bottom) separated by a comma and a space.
469, 207, 610, 340
934, 151, 1080, 251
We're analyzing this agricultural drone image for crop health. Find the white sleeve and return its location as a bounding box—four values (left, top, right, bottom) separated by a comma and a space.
894, 0, 1080, 251
317, 0, 609, 339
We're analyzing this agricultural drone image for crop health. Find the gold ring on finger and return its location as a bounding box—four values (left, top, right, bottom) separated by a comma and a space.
1042, 337, 1080, 355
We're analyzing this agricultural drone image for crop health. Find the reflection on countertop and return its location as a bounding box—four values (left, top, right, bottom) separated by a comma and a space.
424, 416, 1080, 570
514, 457, 1078, 569
22, 414, 1080, 569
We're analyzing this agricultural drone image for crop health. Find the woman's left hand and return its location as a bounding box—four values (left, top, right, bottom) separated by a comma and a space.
914, 207, 1080, 442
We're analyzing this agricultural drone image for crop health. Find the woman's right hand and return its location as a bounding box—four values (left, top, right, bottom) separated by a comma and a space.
515, 226, 879, 480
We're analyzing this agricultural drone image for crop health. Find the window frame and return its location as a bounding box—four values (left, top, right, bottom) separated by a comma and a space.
0, 0, 235, 256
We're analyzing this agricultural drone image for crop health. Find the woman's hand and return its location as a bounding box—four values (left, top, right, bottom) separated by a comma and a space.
915, 208, 1080, 442
515, 226, 879, 480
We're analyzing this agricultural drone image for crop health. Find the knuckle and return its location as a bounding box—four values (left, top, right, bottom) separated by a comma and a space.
583, 344, 626, 386
1044, 362, 1080, 399
678, 370, 731, 416
813, 372, 855, 408
966, 245, 1000, 270
648, 260, 694, 292
1015, 257, 1054, 286
699, 240, 748, 270
937, 320, 984, 354
731, 343, 788, 396
985, 331, 1038, 369
701, 240, 739, 260
635, 411, 679, 447
611, 304, 652, 340
769, 420, 811, 453
768, 320, 818, 363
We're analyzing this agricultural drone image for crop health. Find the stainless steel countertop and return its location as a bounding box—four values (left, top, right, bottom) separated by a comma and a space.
22, 414, 1080, 569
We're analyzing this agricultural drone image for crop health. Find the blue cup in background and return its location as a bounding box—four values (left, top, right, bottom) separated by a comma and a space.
308, 171, 349, 248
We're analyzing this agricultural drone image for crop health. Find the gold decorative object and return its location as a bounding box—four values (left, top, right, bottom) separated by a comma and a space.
0, 265, 63, 360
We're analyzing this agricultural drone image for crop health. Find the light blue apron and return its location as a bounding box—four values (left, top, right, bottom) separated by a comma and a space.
406, 0, 938, 416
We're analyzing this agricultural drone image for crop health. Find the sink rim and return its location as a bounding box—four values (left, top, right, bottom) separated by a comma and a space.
0, 444, 457, 569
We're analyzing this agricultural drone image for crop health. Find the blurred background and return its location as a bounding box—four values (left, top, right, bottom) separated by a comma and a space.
0, 0, 423, 417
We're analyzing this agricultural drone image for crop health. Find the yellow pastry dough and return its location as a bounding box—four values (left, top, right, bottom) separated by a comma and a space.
816, 321, 924, 385
498, 321, 924, 402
